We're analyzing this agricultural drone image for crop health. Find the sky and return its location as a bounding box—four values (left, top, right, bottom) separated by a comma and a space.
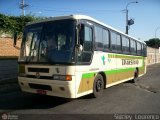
0, 0, 160, 41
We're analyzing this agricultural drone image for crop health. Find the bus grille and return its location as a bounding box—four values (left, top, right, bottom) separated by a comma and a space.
26, 75, 53, 79
28, 68, 49, 73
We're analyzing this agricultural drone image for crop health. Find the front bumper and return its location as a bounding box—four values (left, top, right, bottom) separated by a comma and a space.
18, 76, 76, 98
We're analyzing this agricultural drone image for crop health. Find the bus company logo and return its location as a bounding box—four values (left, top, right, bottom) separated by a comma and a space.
122, 59, 139, 65
36, 72, 40, 79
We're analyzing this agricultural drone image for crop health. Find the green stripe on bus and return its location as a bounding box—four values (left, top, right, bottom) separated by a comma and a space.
82, 73, 94, 79
82, 66, 145, 79
105, 68, 135, 75
108, 54, 143, 59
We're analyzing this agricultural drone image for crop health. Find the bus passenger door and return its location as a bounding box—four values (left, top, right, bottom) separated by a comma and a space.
76, 22, 94, 94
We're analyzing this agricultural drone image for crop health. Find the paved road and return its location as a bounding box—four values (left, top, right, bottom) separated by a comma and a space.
0, 64, 160, 119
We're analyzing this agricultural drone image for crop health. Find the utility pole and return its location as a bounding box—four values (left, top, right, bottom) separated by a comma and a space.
125, 1, 138, 34
19, 0, 29, 16
126, 9, 129, 34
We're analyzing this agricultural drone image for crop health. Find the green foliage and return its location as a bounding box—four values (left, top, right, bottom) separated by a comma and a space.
145, 38, 160, 48
0, 14, 43, 38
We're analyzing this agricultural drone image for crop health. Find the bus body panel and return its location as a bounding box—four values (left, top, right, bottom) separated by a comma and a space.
18, 77, 76, 98
75, 51, 146, 97
18, 53, 146, 98
18, 65, 77, 98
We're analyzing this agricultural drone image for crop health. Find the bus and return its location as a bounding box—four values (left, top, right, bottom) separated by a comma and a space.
15, 15, 147, 98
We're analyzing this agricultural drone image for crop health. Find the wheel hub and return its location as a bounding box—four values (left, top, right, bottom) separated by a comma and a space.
96, 79, 102, 92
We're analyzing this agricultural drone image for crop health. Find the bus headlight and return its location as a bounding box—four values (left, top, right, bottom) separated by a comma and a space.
19, 73, 26, 77
18, 64, 26, 77
53, 75, 72, 81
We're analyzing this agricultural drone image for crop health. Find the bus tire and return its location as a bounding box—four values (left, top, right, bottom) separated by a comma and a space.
92, 74, 104, 98
131, 68, 139, 83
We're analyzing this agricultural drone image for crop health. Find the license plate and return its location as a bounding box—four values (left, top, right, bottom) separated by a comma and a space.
36, 89, 46, 95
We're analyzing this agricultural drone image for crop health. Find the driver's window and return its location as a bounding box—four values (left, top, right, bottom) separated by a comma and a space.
77, 24, 93, 63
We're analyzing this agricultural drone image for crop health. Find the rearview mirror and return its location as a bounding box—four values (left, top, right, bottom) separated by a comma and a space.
77, 24, 81, 30
76, 44, 83, 55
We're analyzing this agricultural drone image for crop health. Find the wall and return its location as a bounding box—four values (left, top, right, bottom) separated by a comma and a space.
0, 38, 21, 56
147, 47, 160, 65
0, 58, 18, 80
0, 38, 20, 80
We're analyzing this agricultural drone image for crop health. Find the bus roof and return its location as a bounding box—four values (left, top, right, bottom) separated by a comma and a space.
27, 14, 145, 44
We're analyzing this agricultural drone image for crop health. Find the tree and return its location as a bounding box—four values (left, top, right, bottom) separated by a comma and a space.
145, 38, 160, 48
0, 13, 43, 38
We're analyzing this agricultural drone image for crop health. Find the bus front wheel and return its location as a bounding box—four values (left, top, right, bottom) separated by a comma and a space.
92, 74, 104, 98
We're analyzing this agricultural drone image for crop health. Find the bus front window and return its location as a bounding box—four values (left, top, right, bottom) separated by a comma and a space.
39, 20, 76, 63
19, 24, 43, 62
19, 19, 76, 64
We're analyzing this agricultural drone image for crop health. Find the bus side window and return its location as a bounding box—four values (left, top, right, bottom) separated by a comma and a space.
122, 36, 130, 53
110, 32, 122, 52
103, 29, 109, 51
95, 25, 103, 51
130, 39, 136, 54
137, 42, 142, 55
111, 31, 117, 51
84, 26, 93, 51
79, 25, 92, 51
116, 34, 122, 52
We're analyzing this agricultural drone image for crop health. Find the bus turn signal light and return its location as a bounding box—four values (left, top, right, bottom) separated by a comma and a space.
66, 75, 72, 81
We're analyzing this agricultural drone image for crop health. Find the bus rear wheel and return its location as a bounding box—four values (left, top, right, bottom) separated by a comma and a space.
92, 74, 104, 98
131, 68, 139, 83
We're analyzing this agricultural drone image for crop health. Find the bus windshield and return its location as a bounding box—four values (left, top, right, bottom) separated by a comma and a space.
19, 19, 76, 64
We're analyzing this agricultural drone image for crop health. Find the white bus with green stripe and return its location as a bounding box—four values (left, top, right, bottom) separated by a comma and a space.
17, 15, 147, 98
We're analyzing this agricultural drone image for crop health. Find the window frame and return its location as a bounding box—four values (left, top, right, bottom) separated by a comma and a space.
94, 24, 103, 51
76, 20, 94, 65
102, 28, 110, 52
122, 36, 130, 54
137, 42, 142, 56
110, 31, 117, 52
78, 19, 146, 57
130, 39, 137, 55
116, 33, 122, 53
